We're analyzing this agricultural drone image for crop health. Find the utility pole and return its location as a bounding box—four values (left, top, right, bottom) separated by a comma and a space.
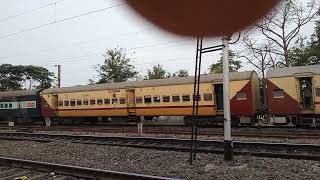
222, 36, 233, 161
55, 65, 61, 88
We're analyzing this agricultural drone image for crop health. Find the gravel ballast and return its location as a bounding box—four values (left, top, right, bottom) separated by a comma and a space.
0, 140, 319, 179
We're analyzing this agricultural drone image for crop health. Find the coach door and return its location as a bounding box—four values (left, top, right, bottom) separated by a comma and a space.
126, 89, 136, 116
214, 84, 224, 111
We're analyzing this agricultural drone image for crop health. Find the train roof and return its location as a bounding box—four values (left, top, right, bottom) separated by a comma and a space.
0, 89, 41, 98
42, 71, 256, 94
266, 65, 320, 78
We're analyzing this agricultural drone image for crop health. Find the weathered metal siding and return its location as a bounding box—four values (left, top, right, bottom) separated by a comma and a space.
267, 77, 299, 116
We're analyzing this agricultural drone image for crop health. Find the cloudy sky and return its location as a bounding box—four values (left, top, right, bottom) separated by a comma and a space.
0, 0, 316, 87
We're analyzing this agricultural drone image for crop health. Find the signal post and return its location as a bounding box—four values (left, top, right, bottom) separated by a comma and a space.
222, 36, 233, 161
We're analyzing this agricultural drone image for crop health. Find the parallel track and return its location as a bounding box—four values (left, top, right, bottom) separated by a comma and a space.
0, 132, 319, 161
7, 126, 320, 139
0, 156, 177, 180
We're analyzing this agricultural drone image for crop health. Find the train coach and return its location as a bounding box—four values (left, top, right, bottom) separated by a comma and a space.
0, 89, 43, 124
40, 71, 260, 125
266, 64, 320, 126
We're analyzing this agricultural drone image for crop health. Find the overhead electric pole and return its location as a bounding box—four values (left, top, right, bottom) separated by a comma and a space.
222, 36, 233, 161
55, 65, 61, 88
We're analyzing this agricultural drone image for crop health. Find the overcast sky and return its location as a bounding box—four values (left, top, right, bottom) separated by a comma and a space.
0, 0, 316, 87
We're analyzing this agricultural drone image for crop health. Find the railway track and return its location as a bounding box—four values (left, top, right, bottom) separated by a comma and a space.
5, 125, 320, 139
0, 156, 177, 180
0, 132, 319, 161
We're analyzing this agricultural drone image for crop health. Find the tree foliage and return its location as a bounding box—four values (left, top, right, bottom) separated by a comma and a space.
209, 50, 242, 74
243, 0, 318, 68
144, 64, 171, 80
0, 64, 54, 91
289, 20, 320, 66
95, 48, 138, 83
172, 69, 189, 77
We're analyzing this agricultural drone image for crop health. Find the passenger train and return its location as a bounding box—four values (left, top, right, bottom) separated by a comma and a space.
0, 65, 319, 127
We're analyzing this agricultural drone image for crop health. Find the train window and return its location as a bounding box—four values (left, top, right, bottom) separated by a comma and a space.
90, 99, 96, 105
0, 104, 3, 108
119, 98, 126, 104
77, 100, 82, 106
8, 104, 12, 108
58, 101, 63, 106
172, 95, 180, 102
193, 95, 201, 101
104, 98, 110, 104
273, 89, 284, 98
236, 92, 247, 100
162, 96, 170, 102
316, 88, 320, 96
97, 99, 103, 105
144, 96, 152, 103
136, 97, 143, 104
112, 98, 118, 104
70, 100, 76, 106
153, 96, 160, 103
182, 95, 190, 102
64, 100, 69, 106
204, 93, 213, 101
5, 104, 8, 108
83, 99, 89, 105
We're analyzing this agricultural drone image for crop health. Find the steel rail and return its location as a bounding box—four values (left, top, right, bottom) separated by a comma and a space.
14, 126, 320, 139
0, 132, 319, 161
0, 156, 178, 180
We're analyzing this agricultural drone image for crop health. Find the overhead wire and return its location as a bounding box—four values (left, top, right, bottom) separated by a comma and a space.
0, 0, 65, 23
8, 39, 193, 66
0, 3, 126, 40
0, 25, 155, 60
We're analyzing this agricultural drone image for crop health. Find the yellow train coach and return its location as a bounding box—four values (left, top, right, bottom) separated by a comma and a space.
267, 64, 320, 126
40, 71, 260, 124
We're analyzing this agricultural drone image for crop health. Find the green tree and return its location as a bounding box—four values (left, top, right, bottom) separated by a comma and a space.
144, 64, 171, 80
289, 20, 320, 66
248, 0, 318, 67
20, 65, 54, 89
95, 48, 138, 83
0, 64, 23, 91
172, 69, 188, 77
209, 50, 242, 73
0, 64, 54, 91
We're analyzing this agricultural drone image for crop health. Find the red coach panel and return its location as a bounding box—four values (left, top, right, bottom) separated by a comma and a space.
230, 82, 254, 117
267, 80, 299, 116
41, 96, 55, 117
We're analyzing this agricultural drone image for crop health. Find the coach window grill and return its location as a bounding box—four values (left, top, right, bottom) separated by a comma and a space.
162, 96, 170, 102
77, 100, 82, 106
204, 93, 213, 101
153, 96, 160, 103
316, 88, 320, 96
172, 95, 180, 102
70, 100, 76, 106
136, 97, 142, 104
64, 101, 69, 106
144, 96, 152, 103
97, 99, 103, 105
119, 98, 126, 104
112, 98, 118, 104
182, 95, 190, 102
273, 89, 285, 98
90, 99, 96, 105
104, 98, 110, 104
236, 92, 247, 101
